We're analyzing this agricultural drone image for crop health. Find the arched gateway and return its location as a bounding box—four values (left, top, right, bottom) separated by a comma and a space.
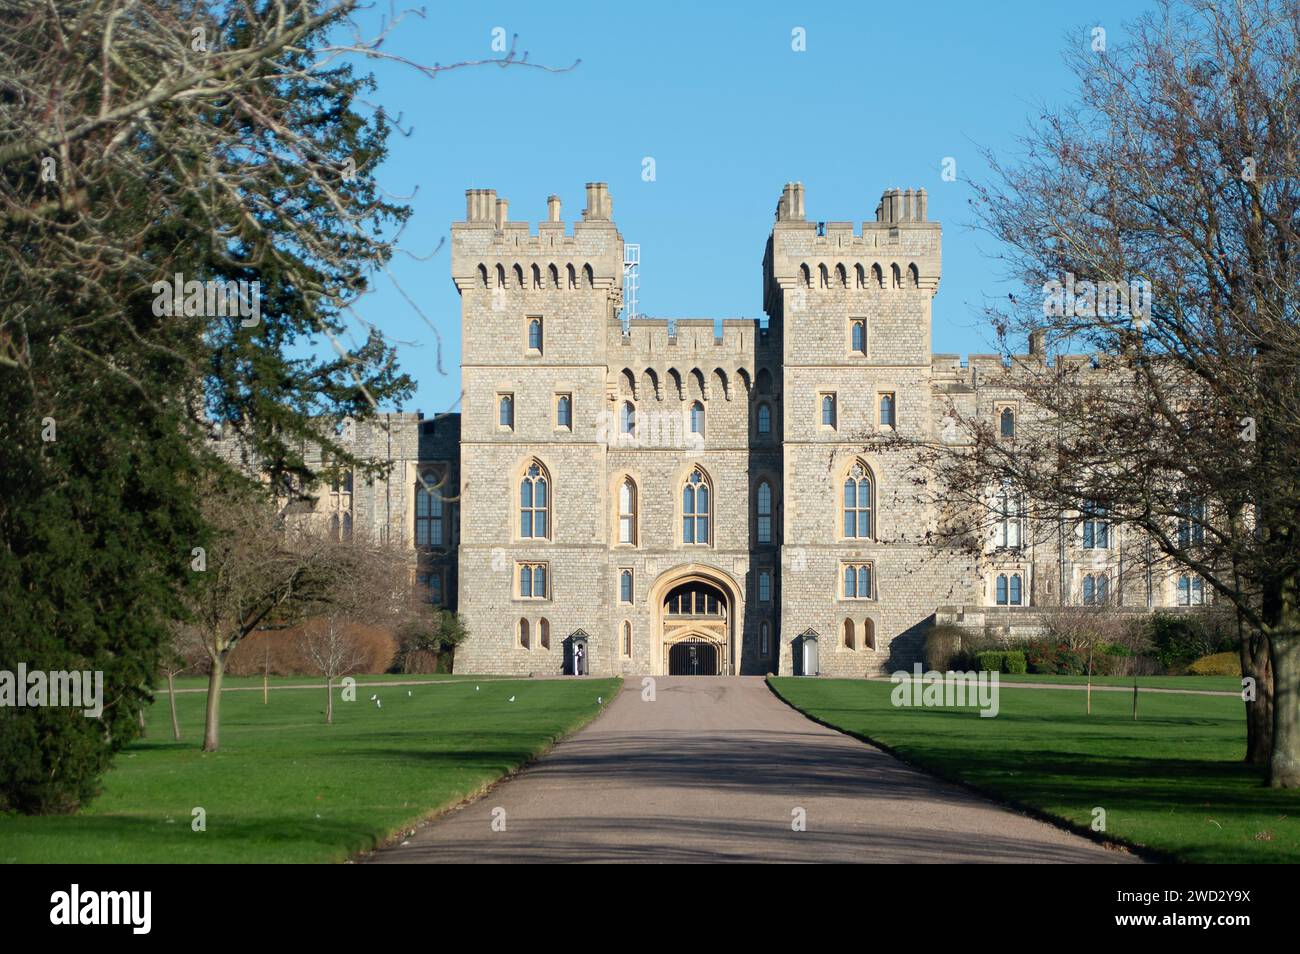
648, 565, 740, 675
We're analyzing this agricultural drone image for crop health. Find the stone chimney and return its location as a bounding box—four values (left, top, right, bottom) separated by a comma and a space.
494, 197, 508, 230
583, 182, 612, 221
1029, 328, 1047, 357
547, 194, 562, 222
465, 188, 497, 223
876, 187, 927, 224
776, 181, 807, 222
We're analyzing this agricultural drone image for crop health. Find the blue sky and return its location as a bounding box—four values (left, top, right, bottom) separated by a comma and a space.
343, 0, 1150, 416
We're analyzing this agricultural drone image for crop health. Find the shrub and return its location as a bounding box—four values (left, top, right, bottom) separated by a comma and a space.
1187, 651, 1241, 676
1024, 639, 1091, 675
955, 631, 1002, 671
976, 650, 1006, 672
392, 609, 467, 674
1149, 611, 1237, 671
225, 622, 396, 676
1003, 650, 1028, 674
924, 624, 966, 671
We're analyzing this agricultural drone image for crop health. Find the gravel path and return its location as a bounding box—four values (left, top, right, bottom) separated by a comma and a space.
367, 676, 1136, 864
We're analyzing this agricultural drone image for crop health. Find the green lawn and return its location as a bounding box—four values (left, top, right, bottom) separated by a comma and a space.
994, 673, 1241, 693
164, 672, 491, 692
770, 676, 1299, 863
0, 677, 619, 863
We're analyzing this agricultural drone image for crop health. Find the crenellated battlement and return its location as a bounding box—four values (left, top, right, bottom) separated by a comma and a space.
609, 316, 773, 358
451, 183, 624, 296
930, 334, 1119, 391
764, 184, 943, 317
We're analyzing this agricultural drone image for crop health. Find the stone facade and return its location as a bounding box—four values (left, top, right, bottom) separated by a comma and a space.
219, 180, 1206, 676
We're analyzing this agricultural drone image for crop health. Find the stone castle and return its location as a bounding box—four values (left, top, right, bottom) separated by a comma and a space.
222, 181, 1206, 676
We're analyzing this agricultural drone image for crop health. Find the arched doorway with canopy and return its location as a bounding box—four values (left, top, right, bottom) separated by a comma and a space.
648, 565, 740, 675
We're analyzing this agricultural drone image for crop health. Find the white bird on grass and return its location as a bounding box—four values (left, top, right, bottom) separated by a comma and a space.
597, 696, 603, 704
407, 690, 412, 697
508, 695, 516, 703
369, 694, 377, 701
375, 698, 382, 709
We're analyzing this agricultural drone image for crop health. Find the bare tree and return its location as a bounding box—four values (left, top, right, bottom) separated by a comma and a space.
160, 625, 204, 742
298, 534, 409, 724
187, 485, 340, 751
1041, 605, 1132, 715
914, 0, 1300, 786
299, 618, 368, 725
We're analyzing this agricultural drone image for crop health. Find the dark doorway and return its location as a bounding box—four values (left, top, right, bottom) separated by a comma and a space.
668, 638, 720, 675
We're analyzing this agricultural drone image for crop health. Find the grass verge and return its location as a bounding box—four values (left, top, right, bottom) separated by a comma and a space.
769, 676, 1298, 863
0, 677, 619, 863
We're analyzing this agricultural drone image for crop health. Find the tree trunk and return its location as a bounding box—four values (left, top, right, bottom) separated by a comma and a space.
167, 671, 181, 741
1269, 630, 1300, 788
1086, 649, 1093, 715
325, 675, 334, 725
202, 657, 226, 753
137, 706, 146, 736
1241, 629, 1273, 765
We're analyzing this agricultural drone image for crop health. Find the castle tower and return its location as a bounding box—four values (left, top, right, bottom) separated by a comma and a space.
763, 184, 956, 674
451, 184, 625, 672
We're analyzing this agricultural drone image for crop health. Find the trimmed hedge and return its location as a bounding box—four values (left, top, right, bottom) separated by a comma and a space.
974, 650, 1026, 674
1187, 651, 1241, 676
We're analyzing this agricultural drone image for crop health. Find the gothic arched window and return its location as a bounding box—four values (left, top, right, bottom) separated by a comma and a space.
756, 481, 773, 545
520, 462, 549, 539
682, 468, 711, 545
618, 478, 637, 545
843, 462, 873, 539
690, 401, 705, 438
1000, 406, 1016, 438
415, 470, 444, 547
879, 392, 896, 427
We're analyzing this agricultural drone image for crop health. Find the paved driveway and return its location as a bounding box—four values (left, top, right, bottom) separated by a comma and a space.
367, 676, 1136, 863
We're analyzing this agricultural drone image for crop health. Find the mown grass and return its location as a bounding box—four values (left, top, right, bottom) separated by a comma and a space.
0, 677, 619, 863
769, 676, 1298, 863
164, 672, 494, 692
992, 673, 1241, 692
